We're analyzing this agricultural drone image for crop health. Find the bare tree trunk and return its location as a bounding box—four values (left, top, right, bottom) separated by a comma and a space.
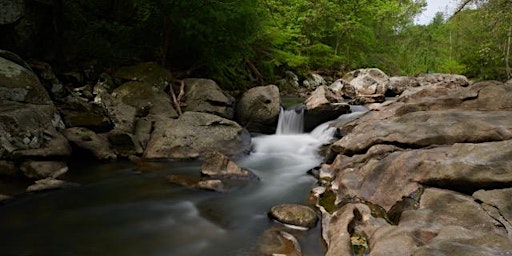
506, 25, 511, 80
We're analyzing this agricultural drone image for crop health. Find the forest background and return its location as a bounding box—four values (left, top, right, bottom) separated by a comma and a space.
2, 0, 511, 90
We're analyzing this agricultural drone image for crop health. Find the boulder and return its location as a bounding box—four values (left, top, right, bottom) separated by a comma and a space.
0, 53, 52, 105
236, 84, 280, 134
418, 73, 469, 88
62, 127, 117, 160
200, 151, 258, 180
144, 112, 251, 159
269, 204, 318, 229
387, 76, 420, 96
276, 71, 300, 93
342, 68, 389, 96
0, 101, 66, 159
20, 161, 68, 179
183, 78, 235, 119
329, 79, 357, 99
304, 86, 350, 132
112, 80, 177, 118
303, 73, 327, 90
0, 0, 24, 25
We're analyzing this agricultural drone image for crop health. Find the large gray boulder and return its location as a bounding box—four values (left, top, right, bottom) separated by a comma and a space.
183, 78, 235, 119
236, 84, 280, 134
0, 52, 51, 105
144, 112, 251, 159
342, 68, 389, 96
0, 101, 68, 160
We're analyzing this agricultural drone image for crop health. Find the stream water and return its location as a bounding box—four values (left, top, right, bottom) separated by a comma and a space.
0, 107, 355, 256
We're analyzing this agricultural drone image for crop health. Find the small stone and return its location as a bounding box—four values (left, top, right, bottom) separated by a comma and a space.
269, 204, 318, 229
26, 178, 79, 192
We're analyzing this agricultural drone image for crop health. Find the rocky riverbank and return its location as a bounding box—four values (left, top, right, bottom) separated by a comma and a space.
2, 47, 512, 255
312, 77, 512, 255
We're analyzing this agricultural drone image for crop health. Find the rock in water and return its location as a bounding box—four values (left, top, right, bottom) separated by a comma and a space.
236, 84, 280, 134
269, 204, 318, 229
144, 112, 251, 159
200, 151, 258, 180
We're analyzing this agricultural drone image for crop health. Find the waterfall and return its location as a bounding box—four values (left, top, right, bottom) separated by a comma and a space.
276, 105, 305, 134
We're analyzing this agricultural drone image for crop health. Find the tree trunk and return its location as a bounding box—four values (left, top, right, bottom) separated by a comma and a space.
506, 25, 511, 80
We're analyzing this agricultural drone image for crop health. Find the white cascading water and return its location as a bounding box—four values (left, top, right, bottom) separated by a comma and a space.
276, 106, 305, 134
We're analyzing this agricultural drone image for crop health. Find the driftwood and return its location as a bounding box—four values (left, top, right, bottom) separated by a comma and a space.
168, 80, 186, 116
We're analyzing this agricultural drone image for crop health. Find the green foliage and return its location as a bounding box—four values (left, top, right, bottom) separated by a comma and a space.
29, 0, 511, 90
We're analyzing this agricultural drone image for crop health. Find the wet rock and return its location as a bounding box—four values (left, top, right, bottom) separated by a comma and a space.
236, 84, 280, 134
200, 151, 258, 180
304, 86, 350, 132
269, 204, 318, 229
183, 78, 235, 119
256, 228, 302, 256
62, 127, 117, 160
144, 112, 251, 159
196, 179, 225, 192
20, 161, 68, 179
26, 178, 79, 192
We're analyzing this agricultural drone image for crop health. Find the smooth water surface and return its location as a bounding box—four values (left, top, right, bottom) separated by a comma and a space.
0, 108, 340, 256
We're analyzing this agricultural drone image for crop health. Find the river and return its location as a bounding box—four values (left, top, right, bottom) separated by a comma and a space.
0, 106, 361, 256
